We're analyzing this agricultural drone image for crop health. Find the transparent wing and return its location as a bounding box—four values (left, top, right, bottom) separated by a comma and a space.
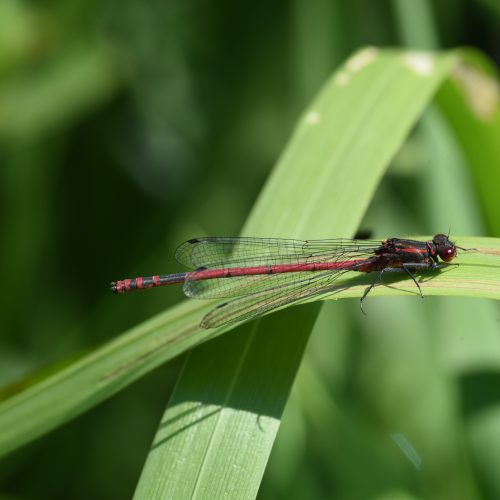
175, 236, 380, 269
200, 269, 351, 328
184, 272, 319, 299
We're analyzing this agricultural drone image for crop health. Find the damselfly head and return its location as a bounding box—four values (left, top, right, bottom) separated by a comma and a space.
433, 233, 457, 262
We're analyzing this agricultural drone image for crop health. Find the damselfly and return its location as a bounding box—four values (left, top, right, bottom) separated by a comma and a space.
111, 234, 465, 328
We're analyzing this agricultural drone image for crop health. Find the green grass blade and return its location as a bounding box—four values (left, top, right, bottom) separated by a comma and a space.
134, 306, 320, 500
436, 49, 500, 234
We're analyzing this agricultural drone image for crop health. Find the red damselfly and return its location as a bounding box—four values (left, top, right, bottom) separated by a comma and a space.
111, 234, 466, 328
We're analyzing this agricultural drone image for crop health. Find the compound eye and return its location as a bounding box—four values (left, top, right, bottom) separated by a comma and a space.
439, 247, 456, 262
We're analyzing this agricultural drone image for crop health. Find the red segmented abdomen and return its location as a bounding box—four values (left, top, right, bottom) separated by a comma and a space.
113, 276, 159, 293
186, 259, 373, 281
111, 272, 187, 293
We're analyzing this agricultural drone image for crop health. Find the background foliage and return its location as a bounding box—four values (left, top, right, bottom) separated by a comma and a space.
1, 1, 499, 499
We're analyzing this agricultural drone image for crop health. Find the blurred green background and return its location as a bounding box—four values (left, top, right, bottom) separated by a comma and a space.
1, 0, 499, 499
